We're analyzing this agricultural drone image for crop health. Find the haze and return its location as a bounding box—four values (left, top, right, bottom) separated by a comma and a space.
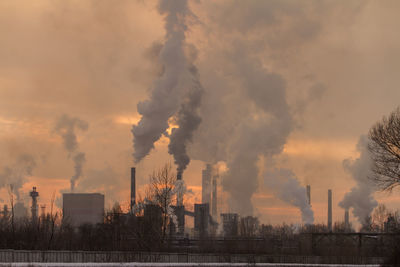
1, 0, 400, 227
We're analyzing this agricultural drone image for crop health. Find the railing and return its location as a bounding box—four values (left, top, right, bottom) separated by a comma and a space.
0, 250, 385, 264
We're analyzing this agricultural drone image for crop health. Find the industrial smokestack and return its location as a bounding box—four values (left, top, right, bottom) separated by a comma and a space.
130, 167, 136, 213
328, 189, 332, 231
344, 208, 349, 229
212, 174, 218, 218
306, 185, 311, 206
202, 164, 212, 205
176, 173, 183, 207
30, 187, 39, 222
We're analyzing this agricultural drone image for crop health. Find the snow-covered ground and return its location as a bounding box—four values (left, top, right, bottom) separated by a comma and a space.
0, 263, 382, 267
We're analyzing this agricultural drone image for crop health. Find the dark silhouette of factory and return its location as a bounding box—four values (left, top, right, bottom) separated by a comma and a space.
14, 166, 352, 238
59, 164, 244, 237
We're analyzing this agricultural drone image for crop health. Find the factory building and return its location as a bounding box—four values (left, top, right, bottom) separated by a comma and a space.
144, 204, 163, 234
63, 193, 104, 227
221, 213, 239, 237
194, 203, 209, 237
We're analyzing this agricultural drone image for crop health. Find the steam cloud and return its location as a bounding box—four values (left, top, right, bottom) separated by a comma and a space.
217, 52, 296, 216
339, 135, 378, 224
168, 72, 203, 176
54, 114, 89, 192
265, 168, 314, 224
132, 0, 203, 177
0, 154, 36, 200
132, 0, 317, 219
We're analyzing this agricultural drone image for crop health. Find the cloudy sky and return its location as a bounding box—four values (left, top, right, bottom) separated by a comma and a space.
1, 0, 400, 227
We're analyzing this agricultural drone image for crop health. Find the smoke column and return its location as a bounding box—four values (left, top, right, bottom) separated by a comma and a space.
132, 0, 197, 164
168, 70, 203, 176
54, 114, 89, 192
0, 154, 36, 200
339, 135, 378, 224
220, 50, 295, 215
265, 168, 314, 224
71, 152, 86, 192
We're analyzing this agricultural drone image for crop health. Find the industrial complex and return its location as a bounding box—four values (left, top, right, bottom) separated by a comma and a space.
8, 164, 353, 239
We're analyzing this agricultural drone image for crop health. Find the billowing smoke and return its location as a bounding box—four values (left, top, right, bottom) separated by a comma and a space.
219, 50, 294, 215
74, 166, 120, 205
132, 0, 203, 177
132, 1, 318, 219
54, 114, 89, 192
0, 154, 36, 200
339, 135, 378, 224
168, 70, 203, 176
71, 152, 86, 192
265, 168, 314, 224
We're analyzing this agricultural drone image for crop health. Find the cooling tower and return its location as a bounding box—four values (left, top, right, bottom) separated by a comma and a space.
130, 167, 136, 212
328, 189, 332, 231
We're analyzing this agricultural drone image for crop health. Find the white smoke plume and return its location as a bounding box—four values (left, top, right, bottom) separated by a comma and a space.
265, 168, 314, 224
0, 154, 36, 200
339, 135, 378, 224
71, 152, 86, 192
168, 68, 203, 176
220, 50, 294, 216
132, 0, 203, 177
54, 114, 89, 192
173, 179, 186, 207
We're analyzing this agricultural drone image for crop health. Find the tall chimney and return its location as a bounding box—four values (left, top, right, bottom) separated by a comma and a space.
344, 208, 349, 229
212, 174, 218, 218
328, 189, 332, 231
176, 173, 183, 207
130, 167, 136, 213
176, 172, 185, 234
306, 185, 311, 206
30, 187, 39, 222
202, 164, 212, 205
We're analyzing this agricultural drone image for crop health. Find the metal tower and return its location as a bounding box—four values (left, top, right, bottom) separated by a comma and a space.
30, 187, 39, 222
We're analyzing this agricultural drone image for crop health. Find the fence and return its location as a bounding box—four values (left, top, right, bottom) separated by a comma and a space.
0, 250, 385, 264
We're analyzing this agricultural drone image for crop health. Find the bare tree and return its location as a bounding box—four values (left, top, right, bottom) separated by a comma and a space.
47, 191, 58, 249
368, 107, 400, 191
372, 204, 389, 231
148, 163, 176, 240
8, 185, 15, 239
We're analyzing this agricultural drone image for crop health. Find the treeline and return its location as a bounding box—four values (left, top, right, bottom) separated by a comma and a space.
0, 203, 399, 254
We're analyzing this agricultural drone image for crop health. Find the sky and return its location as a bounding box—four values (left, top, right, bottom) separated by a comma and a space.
1, 0, 400, 227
